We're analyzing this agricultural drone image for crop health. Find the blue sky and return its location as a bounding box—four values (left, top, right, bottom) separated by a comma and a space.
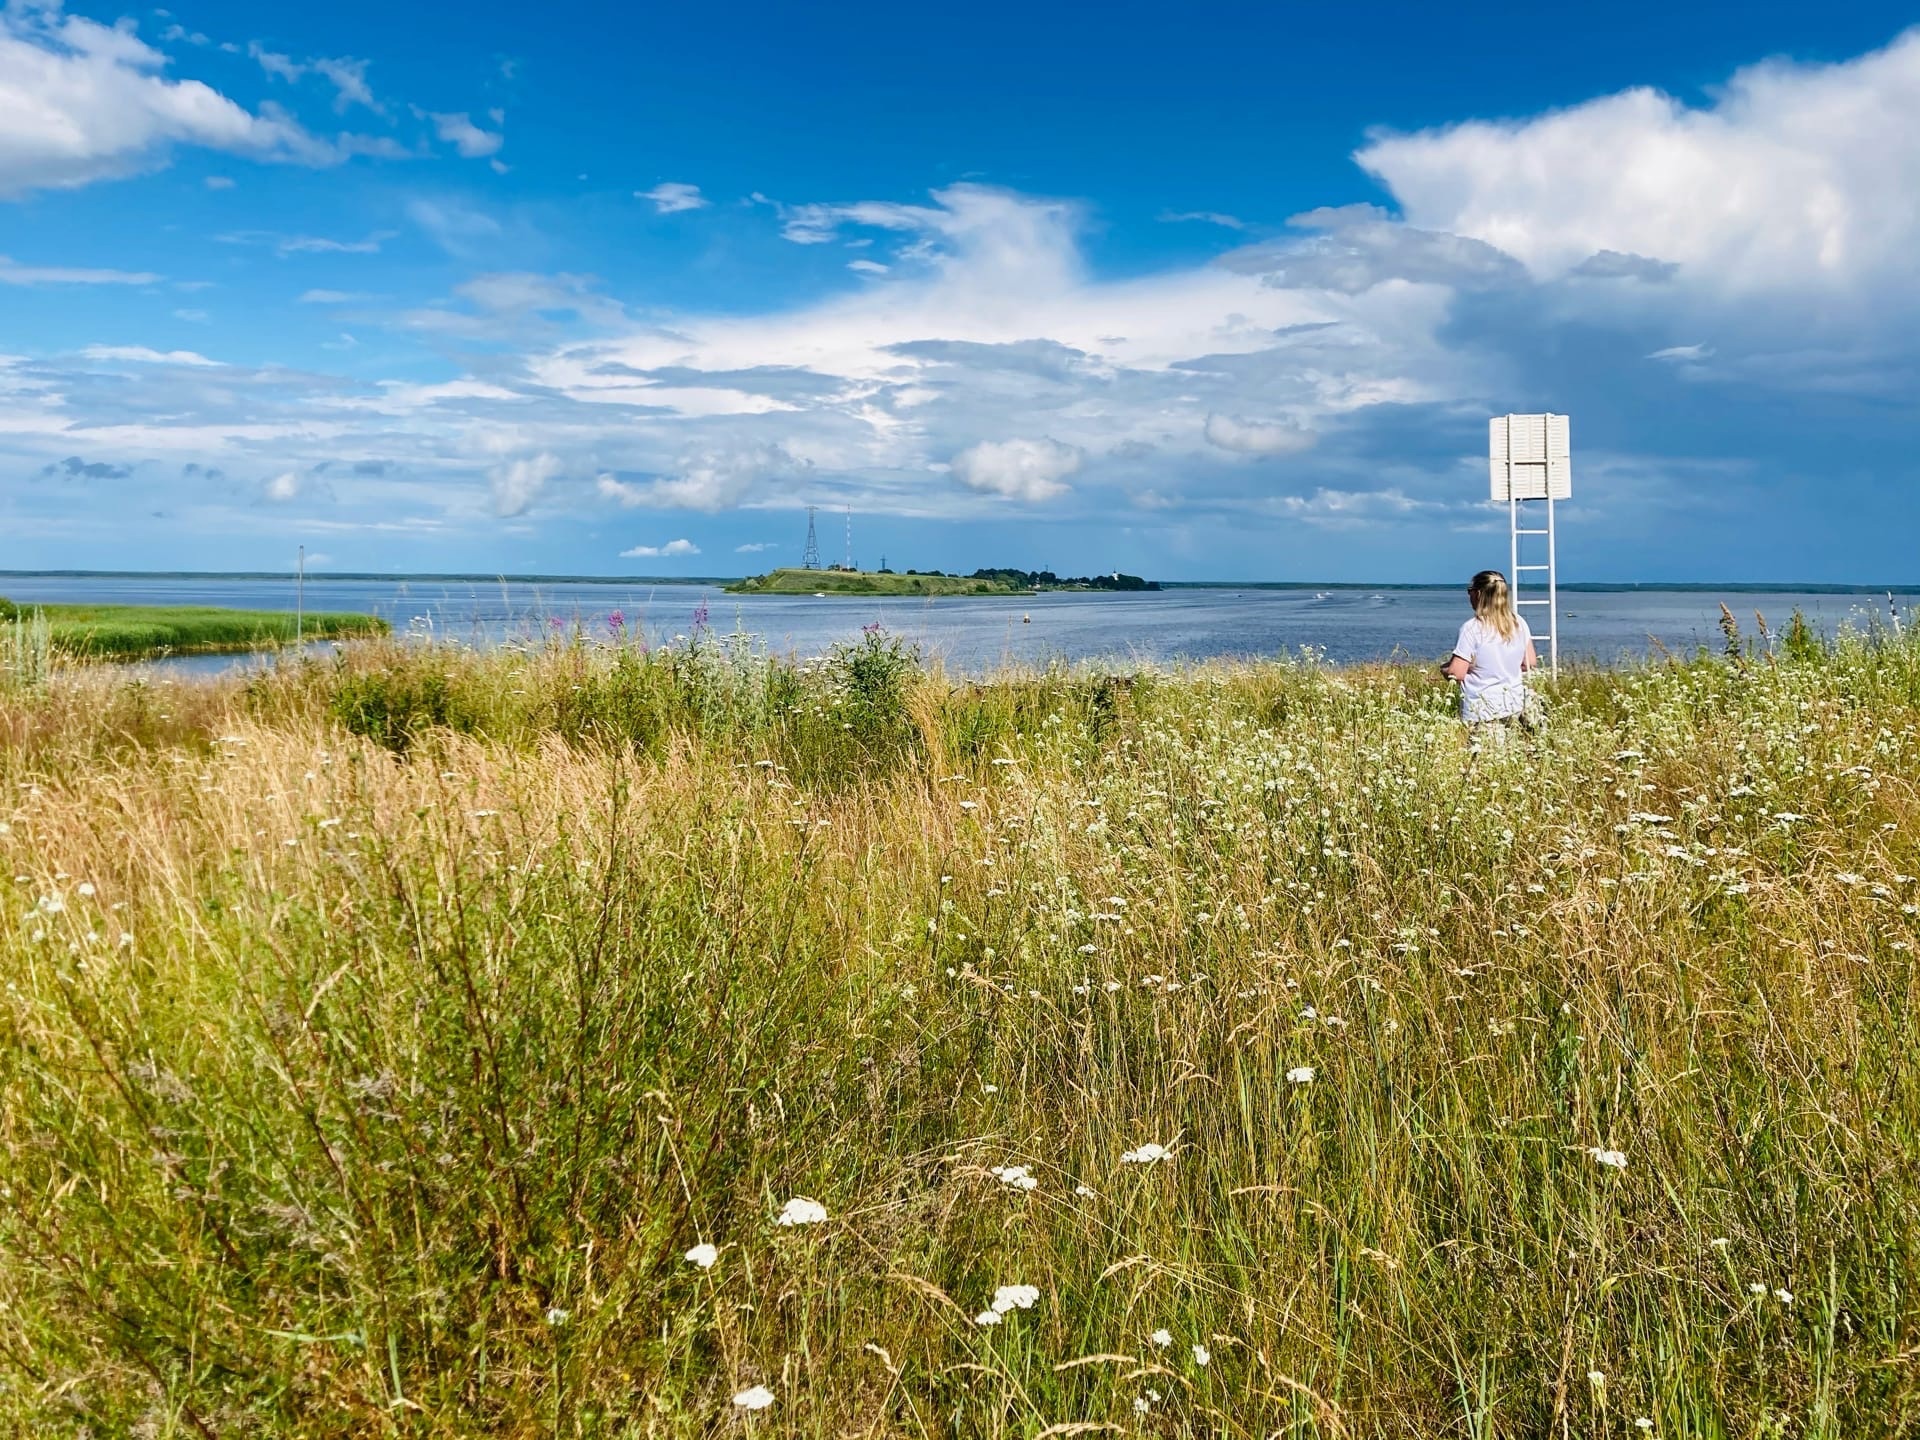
3, 0, 1919, 581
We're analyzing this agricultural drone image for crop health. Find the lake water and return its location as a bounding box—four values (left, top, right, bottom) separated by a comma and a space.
2, 574, 1912, 678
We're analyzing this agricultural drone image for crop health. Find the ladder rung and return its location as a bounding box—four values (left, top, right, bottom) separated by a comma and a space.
1514, 528, 1550, 535
1515, 564, 1549, 571
1515, 598, 1551, 605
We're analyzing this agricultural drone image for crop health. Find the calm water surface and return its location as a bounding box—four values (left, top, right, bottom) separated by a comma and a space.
2, 574, 1911, 678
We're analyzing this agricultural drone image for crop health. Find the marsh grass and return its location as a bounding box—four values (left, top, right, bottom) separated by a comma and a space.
1, 622, 1918, 1436
0, 597, 389, 660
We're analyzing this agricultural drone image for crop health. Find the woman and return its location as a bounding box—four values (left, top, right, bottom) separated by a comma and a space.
1441, 570, 1537, 734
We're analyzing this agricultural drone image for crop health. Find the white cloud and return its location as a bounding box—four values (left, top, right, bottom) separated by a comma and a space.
638, 182, 708, 214
1356, 28, 1920, 293
247, 42, 304, 84
619, 538, 700, 557
1203, 412, 1317, 456
80, 345, 221, 366
221, 229, 391, 257
1160, 209, 1246, 229
847, 259, 888, 275
489, 452, 560, 517
263, 470, 300, 501
735, 541, 776, 552
0, 6, 334, 194
950, 437, 1082, 502
0, 255, 159, 285
298, 288, 375, 304
595, 473, 644, 507
427, 111, 503, 159
1648, 343, 1712, 362
311, 57, 377, 114
203, 174, 234, 190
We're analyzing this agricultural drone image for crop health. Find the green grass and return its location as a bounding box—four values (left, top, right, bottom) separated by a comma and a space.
725, 567, 1032, 596
0, 596, 389, 659
2, 619, 1918, 1435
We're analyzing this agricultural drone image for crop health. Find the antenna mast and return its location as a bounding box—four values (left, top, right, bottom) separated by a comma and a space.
801, 506, 821, 570
845, 505, 852, 571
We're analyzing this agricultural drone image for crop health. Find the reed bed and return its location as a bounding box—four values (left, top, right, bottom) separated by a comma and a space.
1, 621, 1917, 1437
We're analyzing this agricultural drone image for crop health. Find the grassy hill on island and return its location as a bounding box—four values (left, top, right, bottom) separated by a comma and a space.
725, 567, 1160, 596
724, 568, 1032, 596
1, 597, 389, 660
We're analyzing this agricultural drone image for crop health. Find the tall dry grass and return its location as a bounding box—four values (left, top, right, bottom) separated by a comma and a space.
1, 624, 1917, 1436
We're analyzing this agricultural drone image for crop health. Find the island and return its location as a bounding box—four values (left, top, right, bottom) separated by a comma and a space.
724, 567, 1160, 596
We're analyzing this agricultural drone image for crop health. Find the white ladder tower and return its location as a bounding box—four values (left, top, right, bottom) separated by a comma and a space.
1490, 413, 1570, 676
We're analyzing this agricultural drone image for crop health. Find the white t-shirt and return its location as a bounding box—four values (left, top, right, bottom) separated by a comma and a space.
1453, 614, 1532, 722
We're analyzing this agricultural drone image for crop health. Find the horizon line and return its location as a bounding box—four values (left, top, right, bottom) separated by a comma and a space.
3, 569, 1919, 594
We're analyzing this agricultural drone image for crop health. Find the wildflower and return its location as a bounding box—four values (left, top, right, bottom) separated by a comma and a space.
974, 1309, 1003, 1327
1774, 1288, 1794, 1304
1588, 1147, 1628, 1170
1748, 1282, 1768, 1295
989, 1164, 1039, 1191
1709, 1237, 1729, 1250
1286, 1066, 1315, 1084
1192, 1343, 1210, 1366
544, 1307, 570, 1326
1074, 1184, 1096, 1198
1587, 1371, 1605, 1386
1150, 1328, 1172, 1348
959, 800, 978, 811
1121, 1143, 1169, 1165
1635, 1420, 1653, 1432
775, 1197, 829, 1226
76, 882, 95, 897
1133, 1397, 1150, 1414
732, 1384, 775, 1410
686, 1243, 718, 1268
991, 1284, 1039, 1313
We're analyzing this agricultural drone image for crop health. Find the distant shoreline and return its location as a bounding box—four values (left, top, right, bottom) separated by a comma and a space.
2, 570, 1916, 594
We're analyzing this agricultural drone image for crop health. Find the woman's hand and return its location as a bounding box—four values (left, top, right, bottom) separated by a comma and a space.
1441, 654, 1471, 682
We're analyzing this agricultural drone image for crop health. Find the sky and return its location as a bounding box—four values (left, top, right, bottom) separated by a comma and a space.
3, 0, 1919, 582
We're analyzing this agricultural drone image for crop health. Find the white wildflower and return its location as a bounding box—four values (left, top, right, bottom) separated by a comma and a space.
1635, 1420, 1653, 1432
775, 1196, 829, 1226
1150, 1328, 1172, 1348
1192, 1343, 1210, 1366
685, 1243, 718, 1268
544, 1307, 569, 1326
76, 882, 95, 897
1588, 1147, 1628, 1170
732, 1384, 775, 1410
1074, 1184, 1096, 1198
974, 1309, 1003, 1326
1286, 1066, 1315, 1084
1748, 1282, 1768, 1295
1121, 1143, 1169, 1165
991, 1284, 1039, 1313
1587, 1371, 1605, 1386
989, 1164, 1039, 1192
1774, 1288, 1794, 1304
1709, 1237, 1729, 1250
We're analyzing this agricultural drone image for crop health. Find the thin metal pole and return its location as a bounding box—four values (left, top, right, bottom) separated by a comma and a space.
1546, 476, 1559, 676
1506, 415, 1518, 609
296, 544, 304, 644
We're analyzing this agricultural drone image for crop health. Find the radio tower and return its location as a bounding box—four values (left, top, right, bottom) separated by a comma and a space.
844, 505, 853, 571
801, 505, 821, 570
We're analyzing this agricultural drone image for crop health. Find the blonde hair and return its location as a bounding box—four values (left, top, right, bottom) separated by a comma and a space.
1469, 569, 1519, 642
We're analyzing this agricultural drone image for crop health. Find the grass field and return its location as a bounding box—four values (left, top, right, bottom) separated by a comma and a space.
2, 617, 1917, 1436
0, 596, 390, 659
725, 567, 1031, 596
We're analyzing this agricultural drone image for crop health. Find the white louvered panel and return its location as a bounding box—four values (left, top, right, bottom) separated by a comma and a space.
1488, 413, 1572, 500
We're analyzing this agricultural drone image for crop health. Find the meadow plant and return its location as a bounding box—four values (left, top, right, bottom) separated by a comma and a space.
1, 626, 1918, 1435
